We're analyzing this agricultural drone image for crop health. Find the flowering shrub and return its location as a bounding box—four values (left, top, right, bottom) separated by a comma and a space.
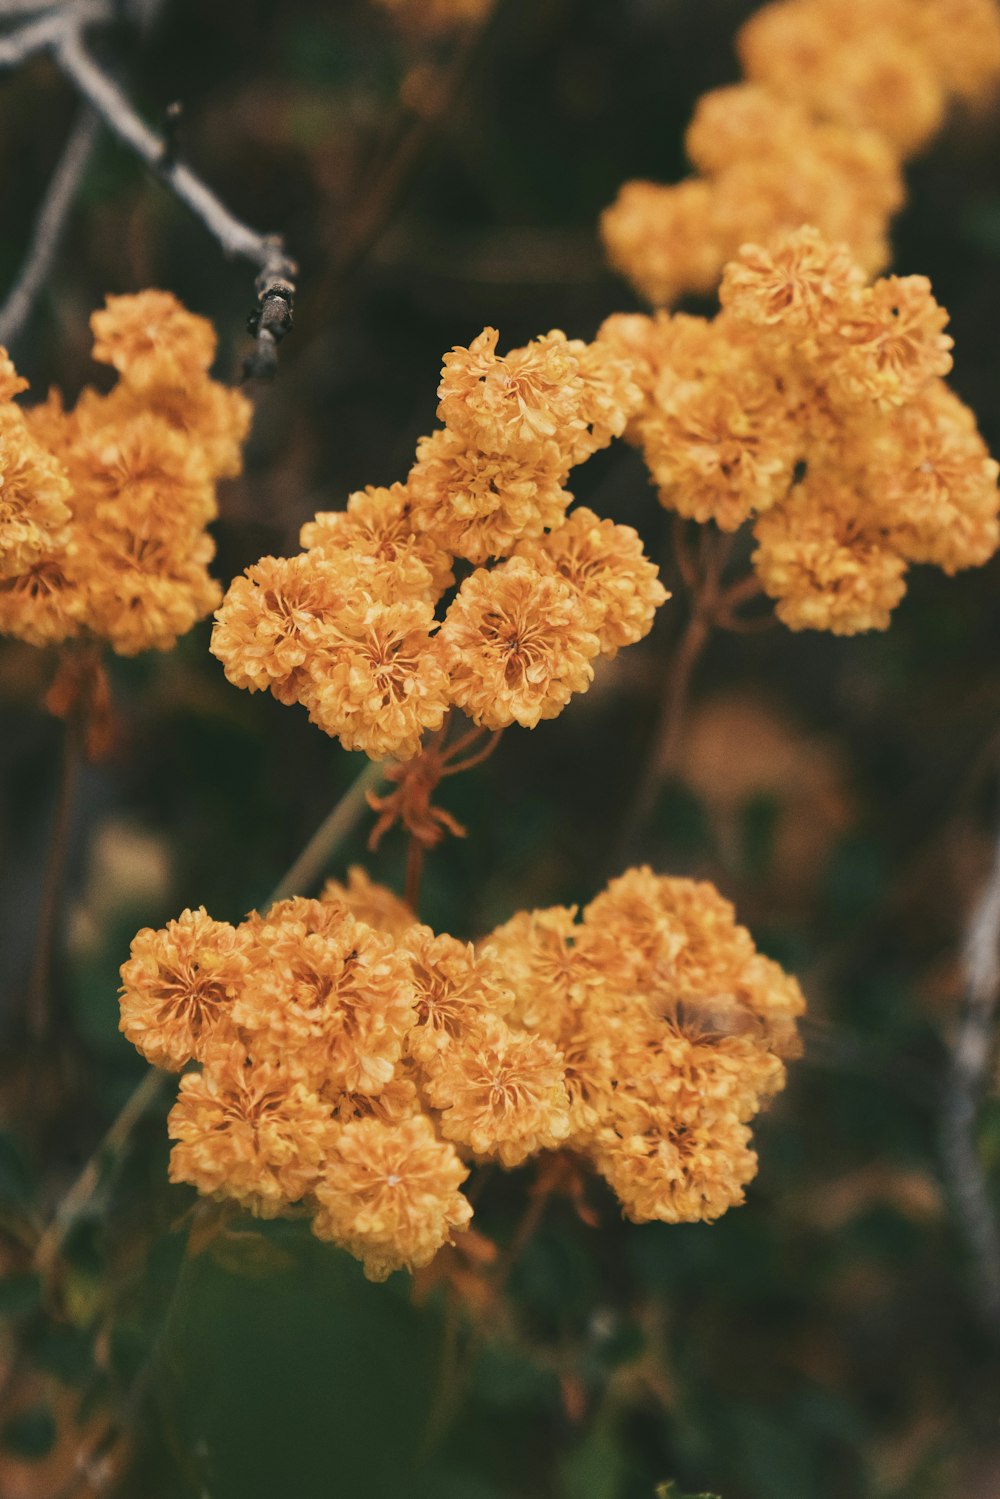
3, 0, 1000, 1494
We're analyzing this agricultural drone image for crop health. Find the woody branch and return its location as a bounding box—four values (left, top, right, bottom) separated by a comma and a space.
0, 0, 296, 376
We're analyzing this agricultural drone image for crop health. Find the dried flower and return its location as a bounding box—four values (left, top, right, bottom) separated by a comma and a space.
514, 506, 668, 657
424, 1014, 572, 1166
312, 1115, 472, 1282
168, 1042, 333, 1217
436, 556, 601, 730
119, 908, 252, 1071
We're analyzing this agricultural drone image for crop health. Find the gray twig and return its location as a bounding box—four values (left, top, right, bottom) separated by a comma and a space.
942, 784, 1000, 1334
0, 0, 296, 374
0, 106, 100, 346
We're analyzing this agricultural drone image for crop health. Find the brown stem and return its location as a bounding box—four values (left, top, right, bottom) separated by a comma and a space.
617, 605, 713, 862
27, 719, 79, 1043
493, 1170, 556, 1294
441, 730, 503, 778
405, 837, 426, 914
322, 3, 500, 298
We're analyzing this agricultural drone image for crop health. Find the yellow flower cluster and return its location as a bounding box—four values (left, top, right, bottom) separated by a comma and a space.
0, 292, 251, 655
599, 227, 1000, 633
119, 864, 804, 1280
601, 0, 1000, 305
211, 327, 667, 759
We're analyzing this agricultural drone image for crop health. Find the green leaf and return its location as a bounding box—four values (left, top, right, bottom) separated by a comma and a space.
157, 1218, 446, 1499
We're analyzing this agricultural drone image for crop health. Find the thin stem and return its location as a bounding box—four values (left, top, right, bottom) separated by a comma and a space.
617, 607, 712, 862
34, 1067, 163, 1282
28, 718, 79, 1042
405, 837, 425, 914
941, 782, 1000, 1336
53, 28, 281, 267
310, 0, 500, 326
493, 1170, 555, 1294
0, 107, 100, 346
265, 758, 385, 906
441, 730, 502, 778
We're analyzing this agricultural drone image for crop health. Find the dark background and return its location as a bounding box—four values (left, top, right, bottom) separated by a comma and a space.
2, 1, 1000, 1494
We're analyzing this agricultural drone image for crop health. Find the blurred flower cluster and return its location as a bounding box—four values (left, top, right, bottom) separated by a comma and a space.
601, 0, 1000, 305
118, 865, 803, 1281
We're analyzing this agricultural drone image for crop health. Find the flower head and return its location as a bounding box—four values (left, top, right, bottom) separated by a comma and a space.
436, 556, 601, 730
119, 908, 252, 1071
168, 1042, 333, 1217
312, 1115, 472, 1281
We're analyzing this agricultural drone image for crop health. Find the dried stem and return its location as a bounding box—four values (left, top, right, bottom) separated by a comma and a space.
617, 524, 771, 861
27, 717, 79, 1043
405, 837, 426, 914
941, 787, 1000, 1335
266, 758, 386, 906
617, 605, 713, 862
311, 0, 501, 326
0, 106, 101, 346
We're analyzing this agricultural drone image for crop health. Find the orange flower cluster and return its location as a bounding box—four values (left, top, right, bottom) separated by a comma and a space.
211, 327, 667, 758
119, 863, 803, 1279
599, 227, 1000, 633
0, 292, 250, 655
601, 0, 1000, 305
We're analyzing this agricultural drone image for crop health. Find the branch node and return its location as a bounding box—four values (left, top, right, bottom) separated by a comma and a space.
158, 97, 182, 167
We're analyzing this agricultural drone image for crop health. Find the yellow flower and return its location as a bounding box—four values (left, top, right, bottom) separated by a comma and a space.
302, 592, 450, 761
752, 482, 909, 634
168, 1041, 334, 1217
119, 908, 252, 1071
301, 482, 454, 600
90, 289, 217, 390
233, 906, 416, 1098
0, 557, 82, 648
719, 225, 864, 333
437, 326, 640, 468
513, 506, 668, 658
436, 556, 601, 730
312, 1115, 472, 1282
211, 552, 353, 704
594, 1099, 759, 1225
424, 1014, 571, 1167
737, 0, 946, 156
401, 926, 513, 1067
875, 382, 1000, 573
0, 418, 72, 581
406, 427, 572, 564
321, 866, 418, 940
600, 179, 726, 308
827, 275, 954, 410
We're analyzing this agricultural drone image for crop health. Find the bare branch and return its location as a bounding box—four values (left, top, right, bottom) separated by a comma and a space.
0, 106, 99, 346
942, 783, 1000, 1335
0, 0, 296, 372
